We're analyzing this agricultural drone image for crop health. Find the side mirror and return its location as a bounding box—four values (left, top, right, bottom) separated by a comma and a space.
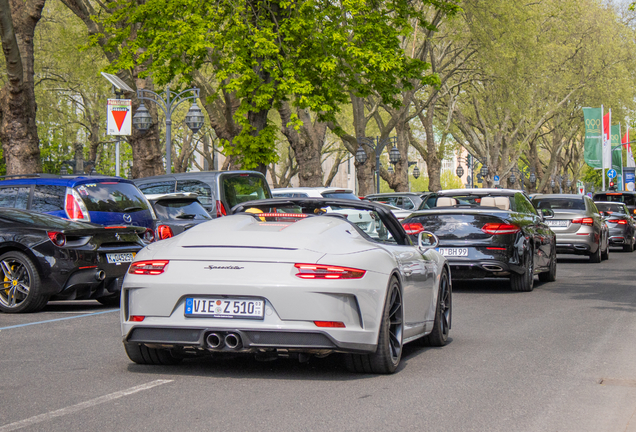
418, 231, 439, 251
541, 208, 554, 218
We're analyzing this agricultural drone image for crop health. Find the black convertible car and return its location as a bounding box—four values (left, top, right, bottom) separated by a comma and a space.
401, 189, 557, 292
0, 208, 148, 313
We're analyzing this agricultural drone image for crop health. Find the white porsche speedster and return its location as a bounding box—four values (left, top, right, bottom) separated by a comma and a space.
121, 198, 451, 374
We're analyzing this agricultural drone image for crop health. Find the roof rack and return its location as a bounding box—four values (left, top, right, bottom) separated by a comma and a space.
0, 173, 63, 180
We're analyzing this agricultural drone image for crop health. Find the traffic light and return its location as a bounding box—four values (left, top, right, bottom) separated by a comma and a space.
609, 181, 617, 191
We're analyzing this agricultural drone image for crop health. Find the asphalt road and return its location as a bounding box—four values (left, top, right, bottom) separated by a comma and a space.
1, 249, 636, 432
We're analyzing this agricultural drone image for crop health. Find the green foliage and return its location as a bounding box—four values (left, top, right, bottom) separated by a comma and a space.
440, 170, 463, 190
98, 0, 460, 167
581, 165, 602, 190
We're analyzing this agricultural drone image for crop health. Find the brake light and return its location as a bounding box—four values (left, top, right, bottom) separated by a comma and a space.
47, 232, 66, 247
130, 316, 145, 322
572, 217, 594, 226
481, 223, 520, 235
216, 200, 227, 218
294, 263, 366, 279
128, 260, 169, 275
609, 219, 628, 225
258, 213, 308, 218
402, 222, 425, 235
314, 321, 346, 328
156, 225, 173, 240
65, 190, 89, 221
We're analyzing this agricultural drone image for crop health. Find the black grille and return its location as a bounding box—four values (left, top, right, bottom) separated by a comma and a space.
243, 331, 335, 348
128, 327, 201, 344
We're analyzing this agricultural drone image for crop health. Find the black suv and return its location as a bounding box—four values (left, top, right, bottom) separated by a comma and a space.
133, 170, 272, 217
593, 191, 636, 217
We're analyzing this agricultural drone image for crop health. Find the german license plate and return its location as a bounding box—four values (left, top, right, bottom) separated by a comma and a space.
546, 220, 568, 227
185, 298, 265, 319
106, 252, 135, 264
437, 248, 468, 257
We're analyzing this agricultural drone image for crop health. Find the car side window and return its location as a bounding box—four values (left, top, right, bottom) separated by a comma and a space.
139, 181, 176, 195
0, 187, 29, 209
586, 198, 599, 214
402, 198, 415, 210
514, 193, 537, 215
32, 185, 66, 212
176, 180, 213, 206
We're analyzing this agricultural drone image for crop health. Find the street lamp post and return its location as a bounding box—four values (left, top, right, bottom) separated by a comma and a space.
133, 86, 205, 174
509, 166, 535, 192
355, 136, 401, 193
456, 154, 483, 188
407, 161, 419, 191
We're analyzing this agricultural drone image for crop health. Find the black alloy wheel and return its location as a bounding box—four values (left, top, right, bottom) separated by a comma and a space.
419, 268, 451, 346
345, 277, 403, 374
0, 251, 48, 313
623, 236, 635, 252
511, 246, 534, 292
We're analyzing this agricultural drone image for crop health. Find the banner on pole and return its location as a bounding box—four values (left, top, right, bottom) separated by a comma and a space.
611, 124, 622, 172
107, 99, 132, 136
583, 108, 602, 168
603, 112, 612, 169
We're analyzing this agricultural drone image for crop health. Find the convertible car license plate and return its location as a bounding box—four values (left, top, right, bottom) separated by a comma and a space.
185, 298, 265, 319
106, 252, 135, 264
437, 248, 468, 257
546, 220, 568, 227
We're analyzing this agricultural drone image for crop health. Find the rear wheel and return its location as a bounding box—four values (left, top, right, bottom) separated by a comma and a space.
601, 242, 609, 260
623, 238, 634, 252
511, 248, 534, 292
345, 277, 403, 374
124, 342, 182, 365
589, 243, 601, 263
419, 268, 451, 346
0, 251, 49, 313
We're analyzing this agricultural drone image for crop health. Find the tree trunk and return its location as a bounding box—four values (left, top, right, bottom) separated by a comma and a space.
0, 0, 45, 175
279, 102, 326, 187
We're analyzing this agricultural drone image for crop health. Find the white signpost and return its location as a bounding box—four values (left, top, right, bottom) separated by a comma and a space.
102, 72, 135, 178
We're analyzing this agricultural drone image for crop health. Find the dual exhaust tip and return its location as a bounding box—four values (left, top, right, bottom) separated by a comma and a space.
206, 332, 242, 350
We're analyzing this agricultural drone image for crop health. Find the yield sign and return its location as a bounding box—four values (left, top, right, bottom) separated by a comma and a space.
107, 99, 132, 135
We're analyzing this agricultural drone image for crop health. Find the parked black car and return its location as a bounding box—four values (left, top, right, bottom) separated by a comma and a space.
0, 208, 147, 313
133, 170, 272, 217
145, 192, 212, 240
401, 188, 557, 292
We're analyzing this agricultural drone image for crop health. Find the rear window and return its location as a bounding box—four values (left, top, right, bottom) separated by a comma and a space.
75, 182, 151, 213
532, 197, 585, 210
138, 181, 175, 195
595, 203, 627, 214
594, 194, 636, 206
153, 199, 212, 220
321, 191, 360, 200
223, 175, 271, 208
176, 180, 213, 207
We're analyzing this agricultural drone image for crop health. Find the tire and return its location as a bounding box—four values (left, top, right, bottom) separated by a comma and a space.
420, 268, 451, 347
589, 243, 601, 263
97, 294, 121, 307
601, 242, 609, 260
124, 342, 182, 365
539, 249, 557, 283
511, 247, 534, 292
345, 277, 403, 374
0, 251, 49, 313
623, 238, 634, 252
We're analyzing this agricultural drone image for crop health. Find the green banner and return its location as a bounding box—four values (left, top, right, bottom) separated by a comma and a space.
611, 124, 622, 172
583, 108, 602, 168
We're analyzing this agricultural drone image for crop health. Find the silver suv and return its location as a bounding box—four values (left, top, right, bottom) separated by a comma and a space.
531, 194, 609, 262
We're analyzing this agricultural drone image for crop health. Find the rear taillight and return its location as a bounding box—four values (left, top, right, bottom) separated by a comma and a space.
65, 189, 90, 221
130, 316, 145, 322
142, 228, 155, 242
294, 263, 366, 279
47, 231, 66, 247
572, 217, 594, 226
314, 321, 346, 328
129, 260, 169, 275
402, 222, 424, 235
481, 223, 520, 235
216, 200, 227, 218
609, 219, 628, 225
156, 225, 173, 240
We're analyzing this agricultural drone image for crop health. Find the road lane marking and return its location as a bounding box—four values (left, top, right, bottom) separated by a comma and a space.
0, 379, 173, 432
0, 309, 118, 330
